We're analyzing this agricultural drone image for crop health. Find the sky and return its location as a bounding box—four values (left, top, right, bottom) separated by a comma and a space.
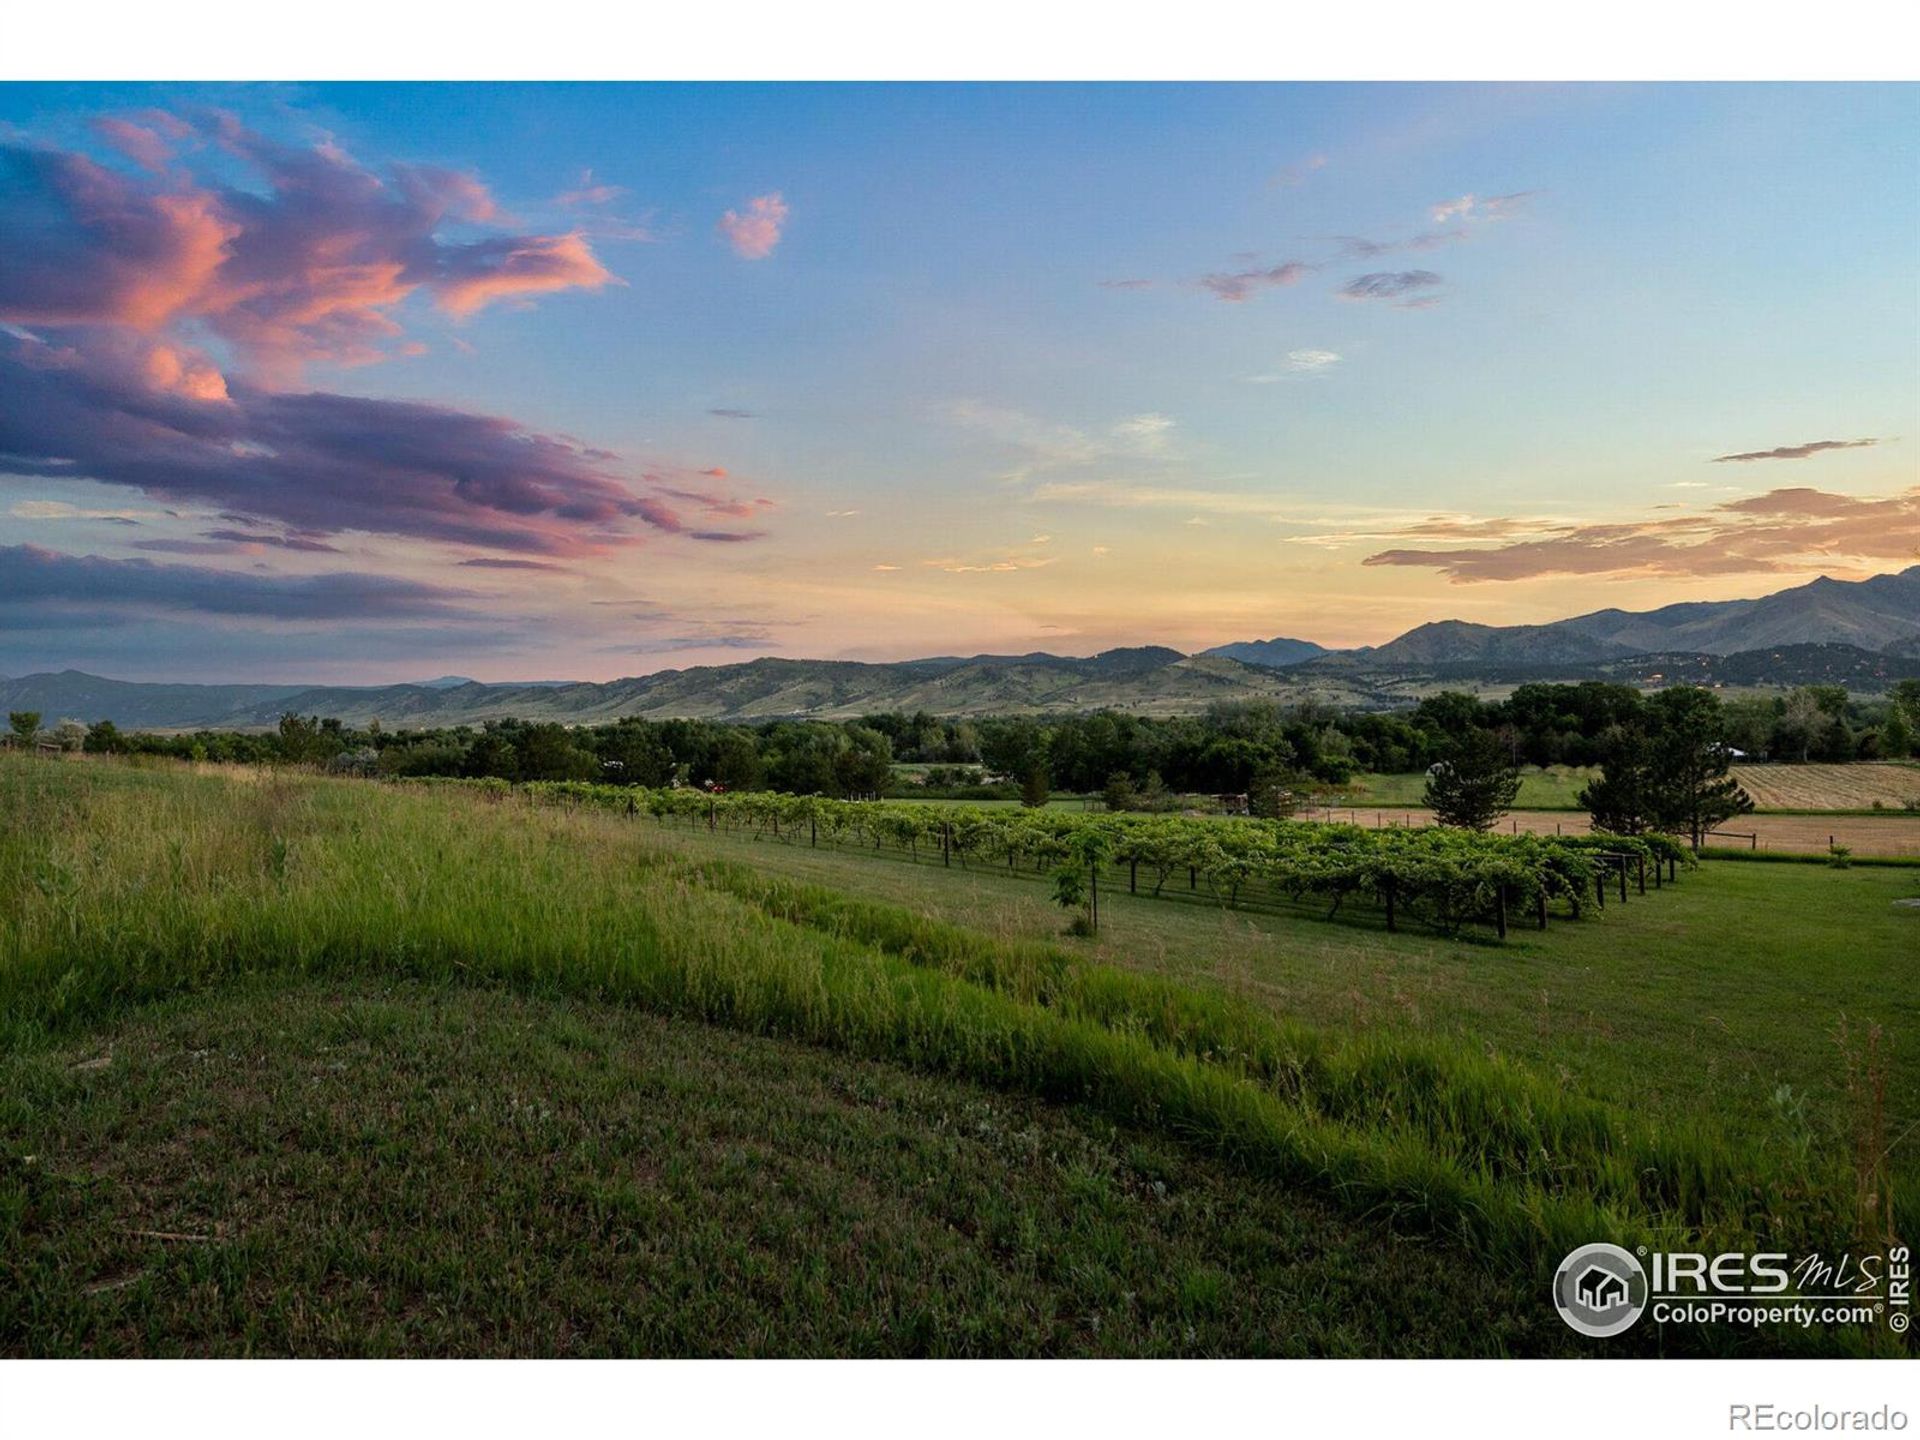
0, 81, 1915, 683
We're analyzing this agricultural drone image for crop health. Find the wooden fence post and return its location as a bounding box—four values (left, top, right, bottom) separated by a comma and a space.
1495, 886, 1508, 940
1618, 858, 1627, 903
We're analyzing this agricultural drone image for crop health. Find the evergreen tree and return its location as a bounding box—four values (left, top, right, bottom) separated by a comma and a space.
1645, 686, 1752, 848
1020, 765, 1050, 809
1424, 729, 1520, 831
1577, 723, 1655, 834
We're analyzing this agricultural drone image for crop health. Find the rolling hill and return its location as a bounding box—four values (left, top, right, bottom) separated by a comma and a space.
1197, 636, 1328, 668
6, 567, 1915, 728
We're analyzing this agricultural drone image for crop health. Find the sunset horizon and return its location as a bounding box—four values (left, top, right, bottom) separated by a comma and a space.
3, 83, 1914, 685
5, 13, 1919, 1403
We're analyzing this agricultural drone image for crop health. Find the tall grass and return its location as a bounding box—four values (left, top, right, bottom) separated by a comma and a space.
0, 757, 1902, 1337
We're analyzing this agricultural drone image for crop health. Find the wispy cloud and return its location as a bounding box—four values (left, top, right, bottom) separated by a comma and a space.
1360, 486, 1920, 582
1271, 153, 1328, 188
1430, 191, 1533, 224
0, 328, 768, 555
7, 499, 150, 524
1248, 349, 1341, 381
718, 192, 789, 260
1711, 438, 1881, 463
1335, 230, 1464, 259
0, 543, 482, 626
707, 407, 756, 420
1198, 260, 1311, 303
1111, 413, 1175, 451
555, 169, 625, 207
924, 555, 1056, 574
457, 557, 572, 572
1337, 270, 1443, 305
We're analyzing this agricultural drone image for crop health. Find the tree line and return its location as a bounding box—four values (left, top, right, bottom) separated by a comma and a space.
23, 677, 1918, 827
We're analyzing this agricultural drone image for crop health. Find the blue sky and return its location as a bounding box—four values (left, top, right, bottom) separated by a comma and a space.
1, 82, 1914, 681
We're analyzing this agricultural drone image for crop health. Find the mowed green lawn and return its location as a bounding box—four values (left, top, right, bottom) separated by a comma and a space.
643, 816, 1920, 1171
2, 757, 1911, 1358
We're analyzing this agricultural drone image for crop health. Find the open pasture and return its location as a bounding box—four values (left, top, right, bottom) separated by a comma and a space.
1732, 762, 1920, 813
1, 757, 1911, 1357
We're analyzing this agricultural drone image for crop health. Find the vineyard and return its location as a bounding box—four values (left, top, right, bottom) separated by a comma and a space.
478, 781, 1692, 941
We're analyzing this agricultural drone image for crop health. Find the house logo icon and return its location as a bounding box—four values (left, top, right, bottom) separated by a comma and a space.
1553, 1243, 1649, 1337
1577, 1265, 1628, 1311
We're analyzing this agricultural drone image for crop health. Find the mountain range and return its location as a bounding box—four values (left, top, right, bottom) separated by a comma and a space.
5, 567, 1916, 730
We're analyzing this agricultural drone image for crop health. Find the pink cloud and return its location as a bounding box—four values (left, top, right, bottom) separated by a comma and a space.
718, 192, 789, 260
435, 233, 613, 317
91, 116, 178, 173
1361, 487, 1920, 582
557, 169, 626, 207
0, 116, 613, 378
0, 112, 780, 564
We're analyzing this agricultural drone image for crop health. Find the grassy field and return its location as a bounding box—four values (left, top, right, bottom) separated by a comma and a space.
5, 977, 1576, 1357
1734, 762, 1920, 813
1347, 766, 1597, 810
638, 814, 1920, 1161
1349, 763, 1920, 817
2, 756, 1912, 1357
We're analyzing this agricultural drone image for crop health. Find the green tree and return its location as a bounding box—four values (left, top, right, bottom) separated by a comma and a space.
515, 723, 597, 782
599, 723, 675, 787
711, 729, 764, 791
8, 711, 42, 748
1578, 723, 1654, 834
1881, 704, 1914, 761
1136, 770, 1172, 813
276, 712, 325, 764
1020, 765, 1050, 809
1644, 686, 1752, 849
463, 730, 518, 779
978, 716, 1044, 782
1247, 762, 1301, 819
1777, 686, 1848, 763
1423, 729, 1521, 831
1050, 827, 1110, 935
832, 725, 894, 799
83, 720, 126, 755
1101, 772, 1137, 813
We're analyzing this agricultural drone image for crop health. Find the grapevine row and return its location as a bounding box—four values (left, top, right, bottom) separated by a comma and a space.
442, 780, 1692, 940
